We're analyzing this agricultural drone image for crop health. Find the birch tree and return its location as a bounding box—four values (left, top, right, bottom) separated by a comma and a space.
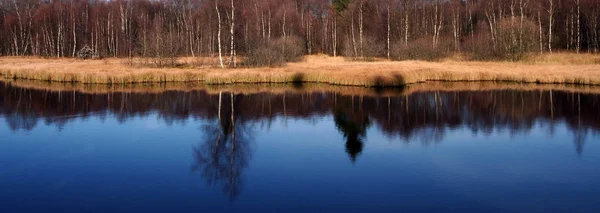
216, 0, 224, 68
230, 0, 236, 67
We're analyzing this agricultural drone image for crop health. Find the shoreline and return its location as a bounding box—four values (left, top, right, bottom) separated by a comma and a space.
3, 79, 600, 97
1, 55, 600, 87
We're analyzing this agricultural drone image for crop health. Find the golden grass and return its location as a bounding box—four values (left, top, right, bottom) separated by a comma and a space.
1, 54, 600, 87
524, 52, 600, 65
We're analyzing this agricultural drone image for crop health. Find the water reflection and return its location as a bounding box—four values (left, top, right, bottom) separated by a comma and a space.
333, 96, 371, 162
2, 81, 600, 208
2, 82, 599, 153
191, 92, 253, 201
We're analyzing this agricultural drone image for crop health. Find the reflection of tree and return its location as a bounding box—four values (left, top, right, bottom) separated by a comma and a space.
573, 93, 587, 156
2, 81, 600, 155
5, 113, 38, 131
333, 97, 371, 162
191, 92, 253, 201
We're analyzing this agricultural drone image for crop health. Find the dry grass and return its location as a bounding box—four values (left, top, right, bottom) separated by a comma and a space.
1, 54, 600, 87
524, 52, 600, 65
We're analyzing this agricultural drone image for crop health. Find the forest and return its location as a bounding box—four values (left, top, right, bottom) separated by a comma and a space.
1, 0, 599, 64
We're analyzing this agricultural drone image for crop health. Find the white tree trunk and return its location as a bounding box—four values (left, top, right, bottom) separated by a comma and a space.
230, 0, 235, 67
576, 0, 581, 53
538, 11, 544, 53
404, 0, 409, 45
333, 15, 337, 57
548, 0, 554, 53
359, 0, 364, 58
387, 0, 391, 59
351, 13, 358, 57
216, 0, 224, 68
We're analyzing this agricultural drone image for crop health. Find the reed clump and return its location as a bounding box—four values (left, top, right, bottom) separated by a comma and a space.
1, 55, 600, 87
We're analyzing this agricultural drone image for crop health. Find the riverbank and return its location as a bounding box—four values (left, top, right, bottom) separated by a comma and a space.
3, 80, 600, 98
1, 54, 600, 87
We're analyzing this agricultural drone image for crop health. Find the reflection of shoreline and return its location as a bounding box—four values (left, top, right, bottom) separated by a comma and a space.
4, 79, 600, 96
2, 81, 599, 154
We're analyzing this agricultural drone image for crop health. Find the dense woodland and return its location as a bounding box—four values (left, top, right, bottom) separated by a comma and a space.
1, 0, 599, 63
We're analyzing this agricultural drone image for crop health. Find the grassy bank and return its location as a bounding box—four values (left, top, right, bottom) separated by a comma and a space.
1, 54, 600, 87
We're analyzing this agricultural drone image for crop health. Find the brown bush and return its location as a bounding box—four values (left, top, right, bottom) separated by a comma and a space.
76, 45, 99, 60
362, 36, 386, 59
497, 19, 538, 61
342, 36, 385, 61
463, 34, 503, 61
391, 38, 451, 61
135, 25, 183, 68
342, 39, 358, 58
244, 36, 305, 67
465, 18, 538, 61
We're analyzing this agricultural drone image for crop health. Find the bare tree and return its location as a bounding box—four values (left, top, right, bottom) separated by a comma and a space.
575, 0, 581, 53
404, 0, 410, 45
216, 0, 224, 68
432, 0, 443, 48
359, 0, 364, 58
547, 0, 555, 53
387, 0, 391, 59
0, 0, 598, 59
230, 0, 236, 67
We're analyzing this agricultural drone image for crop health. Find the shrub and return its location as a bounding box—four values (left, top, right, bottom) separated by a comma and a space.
76, 45, 99, 60
342, 36, 385, 61
361, 36, 386, 59
144, 34, 182, 67
135, 23, 183, 67
244, 36, 305, 67
497, 18, 537, 61
391, 38, 451, 61
465, 18, 538, 61
342, 38, 358, 58
279, 36, 305, 63
463, 34, 503, 61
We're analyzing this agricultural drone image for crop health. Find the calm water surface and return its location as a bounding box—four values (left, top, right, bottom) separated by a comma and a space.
1, 82, 600, 213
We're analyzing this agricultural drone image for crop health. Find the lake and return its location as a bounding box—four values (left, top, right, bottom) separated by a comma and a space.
1, 81, 599, 213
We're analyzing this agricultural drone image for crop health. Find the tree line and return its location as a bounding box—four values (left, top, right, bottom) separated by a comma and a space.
1, 0, 599, 62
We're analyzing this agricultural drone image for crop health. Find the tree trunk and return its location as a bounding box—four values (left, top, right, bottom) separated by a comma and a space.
71, 2, 77, 57
387, 0, 391, 59
538, 11, 544, 53
405, 0, 410, 45
433, 0, 442, 48
576, 0, 581, 53
359, 0, 364, 58
519, 0, 526, 52
282, 10, 287, 38
351, 13, 358, 57
592, 12, 599, 53
216, 0, 224, 68
333, 14, 337, 57
548, 0, 554, 53
452, 1, 460, 52
230, 0, 235, 67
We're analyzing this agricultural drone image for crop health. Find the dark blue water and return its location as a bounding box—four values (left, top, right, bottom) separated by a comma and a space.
1, 82, 600, 213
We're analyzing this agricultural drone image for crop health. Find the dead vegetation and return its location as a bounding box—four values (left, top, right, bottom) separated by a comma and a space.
1, 54, 599, 87
244, 36, 306, 67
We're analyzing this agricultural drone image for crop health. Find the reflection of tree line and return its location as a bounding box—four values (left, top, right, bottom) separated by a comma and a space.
3, 83, 600, 200
2, 83, 599, 152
